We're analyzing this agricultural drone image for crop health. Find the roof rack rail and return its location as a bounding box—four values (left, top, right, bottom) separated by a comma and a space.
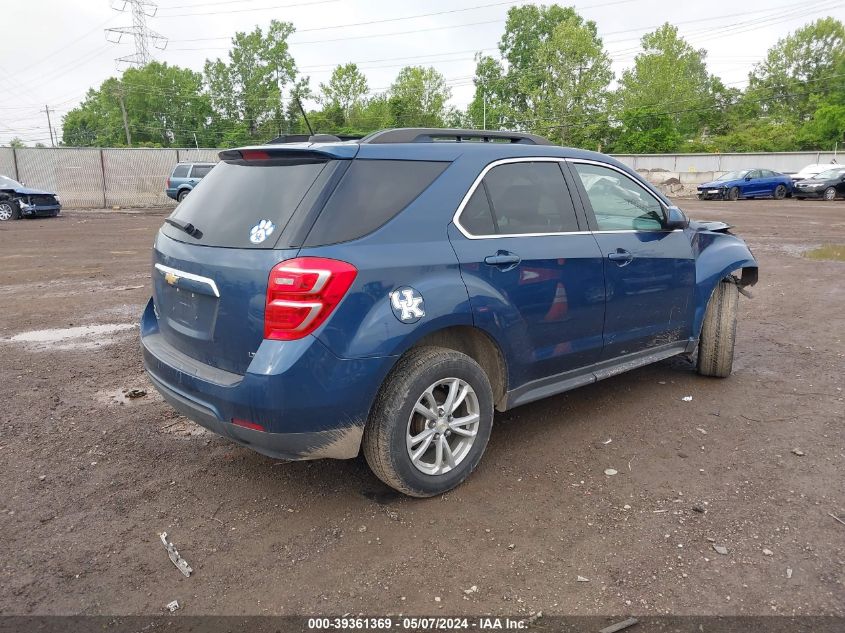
360, 128, 553, 146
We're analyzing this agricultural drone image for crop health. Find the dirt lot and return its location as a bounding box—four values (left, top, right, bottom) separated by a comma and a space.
0, 198, 843, 617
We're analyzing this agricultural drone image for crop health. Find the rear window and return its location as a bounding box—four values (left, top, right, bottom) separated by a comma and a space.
304, 160, 448, 246
162, 160, 330, 248
171, 165, 189, 178
190, 164, 214, 178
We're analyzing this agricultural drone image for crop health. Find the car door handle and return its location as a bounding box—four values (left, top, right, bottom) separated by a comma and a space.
607, 249, 633, 265
484, 252, 521, 267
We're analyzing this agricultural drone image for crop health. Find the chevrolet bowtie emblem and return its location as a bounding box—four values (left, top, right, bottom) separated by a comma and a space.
164, 272, 180, 286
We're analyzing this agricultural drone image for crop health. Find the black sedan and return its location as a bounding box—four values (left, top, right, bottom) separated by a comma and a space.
0, 174, 62, 221
793, 166, 845, 201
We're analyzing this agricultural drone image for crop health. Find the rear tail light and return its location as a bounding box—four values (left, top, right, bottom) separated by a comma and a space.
265, 257, 357, 341
166, 177, 171, 188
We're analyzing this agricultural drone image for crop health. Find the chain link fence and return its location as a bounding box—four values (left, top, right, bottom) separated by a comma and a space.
0, 146, 840, 208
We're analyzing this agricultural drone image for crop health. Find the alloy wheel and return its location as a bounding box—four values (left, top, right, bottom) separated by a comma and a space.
0, 202, 13, 221
406, 377, 480, 476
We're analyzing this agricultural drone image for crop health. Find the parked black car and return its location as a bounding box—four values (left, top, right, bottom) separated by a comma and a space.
793, 166, 845, 201
0, 175, 62, 221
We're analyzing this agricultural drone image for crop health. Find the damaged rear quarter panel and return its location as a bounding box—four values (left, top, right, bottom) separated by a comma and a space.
690, 229, 758, 337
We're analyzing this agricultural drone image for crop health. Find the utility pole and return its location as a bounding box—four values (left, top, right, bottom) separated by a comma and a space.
43, 105, 55, 147
115, 85, 132, 146
482, 92, 487, 131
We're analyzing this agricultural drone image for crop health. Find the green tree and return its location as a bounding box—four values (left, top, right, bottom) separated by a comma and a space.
387, 66, 451, 128
747, 18, 845, 124
204, 20, 297, 145
62, 62, 212, 147
471, 4, 613, 147
467, 54, 507, 130
613, 24, 721, 152
319, 63, 369, 122
8, 137, 25, 148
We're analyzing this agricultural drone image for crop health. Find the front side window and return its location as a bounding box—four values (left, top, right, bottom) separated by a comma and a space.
573, 162, 665, 232
458, 161, 580, 236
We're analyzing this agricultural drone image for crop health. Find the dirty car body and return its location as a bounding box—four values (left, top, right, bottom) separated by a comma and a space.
140, 128, 758, 489
0, 175, 61, 220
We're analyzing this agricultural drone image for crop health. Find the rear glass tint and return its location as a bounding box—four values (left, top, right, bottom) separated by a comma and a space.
304, 160, 448, 246
171, 165, 189, 178
190, 164, 214, 178
162, 160, 330, 248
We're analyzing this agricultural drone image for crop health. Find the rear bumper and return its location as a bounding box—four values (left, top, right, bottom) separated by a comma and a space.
140, 298, 394, 460
165, 189, 179, 200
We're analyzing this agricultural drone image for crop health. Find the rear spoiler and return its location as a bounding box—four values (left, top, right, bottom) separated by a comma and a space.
219, 144, 359, 163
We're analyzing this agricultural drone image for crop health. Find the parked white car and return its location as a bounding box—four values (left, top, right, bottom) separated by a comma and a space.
791, 163, 839, 182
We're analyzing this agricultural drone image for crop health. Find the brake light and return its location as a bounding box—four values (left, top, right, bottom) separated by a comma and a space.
166, 177, 171, 188
265, 257, 357, 340
241, 149, 271, 161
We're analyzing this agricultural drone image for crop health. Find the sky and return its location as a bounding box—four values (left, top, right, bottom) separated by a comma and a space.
0, 0, 843, 146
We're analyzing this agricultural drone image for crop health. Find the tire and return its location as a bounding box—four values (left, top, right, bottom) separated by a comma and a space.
727, 186, 740, 201
773, 184, 787, 199
823, 187, 837, 201
177, 189, 189, 203
362, 346, 494, 497
697, 280, 739, 378
0, 200, 20, 221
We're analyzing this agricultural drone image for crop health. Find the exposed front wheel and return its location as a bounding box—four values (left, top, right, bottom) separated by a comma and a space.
363, 346, 494, 497
697, 280, 739, 378
823, 187, 837, 201
727, 186, 740, 201
773, 184, 787, 199
0, 200, 20, 221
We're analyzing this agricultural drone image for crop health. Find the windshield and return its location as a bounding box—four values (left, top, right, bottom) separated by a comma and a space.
717, 170, 749, 181
0, 175, 23, 189
816, 168, 845, 180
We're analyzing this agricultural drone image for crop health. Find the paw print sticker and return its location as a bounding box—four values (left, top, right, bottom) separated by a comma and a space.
249, 219, 276, 244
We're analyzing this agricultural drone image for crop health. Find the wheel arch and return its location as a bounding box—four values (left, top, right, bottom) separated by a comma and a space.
693, 234, 758, 338
405, 325, 508, 410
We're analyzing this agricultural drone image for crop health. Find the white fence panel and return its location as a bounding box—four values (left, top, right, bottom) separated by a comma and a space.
102, 148, 178, 207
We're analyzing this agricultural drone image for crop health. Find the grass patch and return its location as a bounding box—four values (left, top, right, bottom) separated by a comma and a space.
804, 244, 845, 261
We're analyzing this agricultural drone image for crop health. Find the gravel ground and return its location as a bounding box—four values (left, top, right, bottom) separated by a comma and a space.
0, 198, 843, 617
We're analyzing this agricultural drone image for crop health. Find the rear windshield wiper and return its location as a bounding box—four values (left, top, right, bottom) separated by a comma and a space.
164, 218, 203, 239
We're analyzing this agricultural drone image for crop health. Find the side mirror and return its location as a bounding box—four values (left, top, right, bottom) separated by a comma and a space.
664, 206, 689, 230
744, 176, 753, 181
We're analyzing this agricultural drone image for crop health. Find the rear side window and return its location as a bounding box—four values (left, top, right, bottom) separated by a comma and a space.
171, 165, 189, 178
304, 160, 448, 246
190, 164, 213, 178
459, 161, 580, 236
162, 160, 330, 248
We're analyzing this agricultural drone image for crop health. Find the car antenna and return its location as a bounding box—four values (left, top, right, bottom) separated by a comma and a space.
296, 97, 315, 137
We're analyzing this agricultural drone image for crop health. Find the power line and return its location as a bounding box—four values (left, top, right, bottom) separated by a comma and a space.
105, 0, 168, 67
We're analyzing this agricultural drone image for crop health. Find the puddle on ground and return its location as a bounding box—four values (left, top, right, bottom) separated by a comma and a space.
5, 323, 137, 351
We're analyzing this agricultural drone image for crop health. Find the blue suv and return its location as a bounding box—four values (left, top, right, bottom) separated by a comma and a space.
141, 128, 758, 497
165, 162, 215, 202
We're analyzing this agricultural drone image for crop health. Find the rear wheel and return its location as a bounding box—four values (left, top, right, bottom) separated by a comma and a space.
727, 186, 740, 201
697, 280, 739, 378
363, 346, 494, 497
773, 184, 787, 199
0, 200, 19, 221
177, 189, 189, 203
823, 187, 837, 201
